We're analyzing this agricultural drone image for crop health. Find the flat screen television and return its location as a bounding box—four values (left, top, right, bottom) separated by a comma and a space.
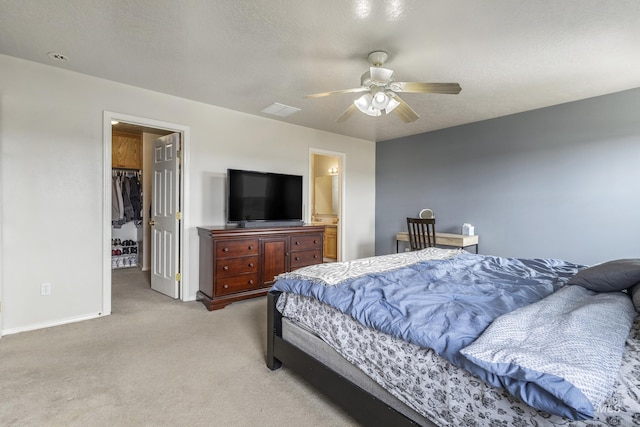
226, 168, 303, 227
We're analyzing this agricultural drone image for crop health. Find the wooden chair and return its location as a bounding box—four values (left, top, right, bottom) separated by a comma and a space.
406, 217, 436, 251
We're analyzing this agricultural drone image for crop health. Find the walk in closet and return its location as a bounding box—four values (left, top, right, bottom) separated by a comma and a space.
110, 124, 175, 276
112, 169, 142, 269
111, 130, 143, 270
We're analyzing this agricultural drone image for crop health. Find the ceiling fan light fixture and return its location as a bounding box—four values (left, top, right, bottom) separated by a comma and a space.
371, 89, 390, 110
385, 96, 400, 114
306, 50, 460, 123
354, 93, 382, 117
368, 106, 382, 117
355, 93, 371, 112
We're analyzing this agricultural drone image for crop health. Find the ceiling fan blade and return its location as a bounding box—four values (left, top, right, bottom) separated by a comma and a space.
389, 93, 419, 123
391, 82, 461, 94
336, 104, 358, 123
304, 87, 368, 98
369, 66, 394, 83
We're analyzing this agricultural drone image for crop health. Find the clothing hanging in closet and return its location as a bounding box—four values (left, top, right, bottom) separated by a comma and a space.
112, 170, 142, 227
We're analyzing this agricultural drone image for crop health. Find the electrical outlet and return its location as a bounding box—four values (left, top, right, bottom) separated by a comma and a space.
40, 282, 52, 296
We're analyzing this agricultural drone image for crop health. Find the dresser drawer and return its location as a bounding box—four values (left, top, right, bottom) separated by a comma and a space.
290, 250, 322, 269
215, 239, 259, 258
216, 256, 258, 277
290, 234, 323, 252
215, 273, 259, 296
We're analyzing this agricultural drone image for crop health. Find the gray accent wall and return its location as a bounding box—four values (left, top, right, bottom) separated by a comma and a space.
376, 88, 640, 265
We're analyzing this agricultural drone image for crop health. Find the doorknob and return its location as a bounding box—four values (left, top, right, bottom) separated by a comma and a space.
149, 220, 155, 226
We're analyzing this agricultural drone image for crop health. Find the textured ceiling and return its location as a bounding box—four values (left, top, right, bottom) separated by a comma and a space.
1, 0, 640, 142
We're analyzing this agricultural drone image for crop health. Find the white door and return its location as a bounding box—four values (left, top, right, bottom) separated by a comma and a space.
151, 133, 181, 298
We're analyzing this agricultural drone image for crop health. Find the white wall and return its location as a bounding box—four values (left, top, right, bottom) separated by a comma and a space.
0, 54, 376, 334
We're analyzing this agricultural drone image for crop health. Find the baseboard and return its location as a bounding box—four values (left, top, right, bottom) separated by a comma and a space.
1, 312, 105, 336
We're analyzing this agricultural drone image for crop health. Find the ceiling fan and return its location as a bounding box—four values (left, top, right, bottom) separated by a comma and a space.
305, 51, 461, 123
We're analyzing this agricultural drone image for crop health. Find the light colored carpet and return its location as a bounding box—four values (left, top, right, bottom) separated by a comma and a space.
0, 268, 358, 426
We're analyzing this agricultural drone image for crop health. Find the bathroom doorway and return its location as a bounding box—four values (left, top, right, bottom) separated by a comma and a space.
310, 150, 344, 262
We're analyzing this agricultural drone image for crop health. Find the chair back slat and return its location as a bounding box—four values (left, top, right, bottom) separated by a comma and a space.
406, 218, 436, 251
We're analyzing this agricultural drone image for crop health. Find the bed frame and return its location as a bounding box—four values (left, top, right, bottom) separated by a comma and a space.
266, 290, 424, 426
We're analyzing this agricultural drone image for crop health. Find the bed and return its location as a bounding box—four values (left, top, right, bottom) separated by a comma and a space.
266, 248, 640, 426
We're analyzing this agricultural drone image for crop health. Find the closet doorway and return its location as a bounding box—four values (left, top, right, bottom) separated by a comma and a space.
310, 149, 345, 262
103, 112, 190, 316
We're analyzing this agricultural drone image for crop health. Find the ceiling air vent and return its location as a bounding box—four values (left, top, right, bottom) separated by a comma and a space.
260, 103, 301, 117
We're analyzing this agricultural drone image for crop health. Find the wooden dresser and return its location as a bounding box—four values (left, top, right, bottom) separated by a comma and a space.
197, 225, 324, 310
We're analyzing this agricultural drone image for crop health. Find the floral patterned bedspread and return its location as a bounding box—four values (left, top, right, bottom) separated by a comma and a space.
277, 292, 640, 427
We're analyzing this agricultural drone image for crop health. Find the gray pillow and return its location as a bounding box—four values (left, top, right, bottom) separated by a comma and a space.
631, 283, 640, 311
567, 259, 640, 292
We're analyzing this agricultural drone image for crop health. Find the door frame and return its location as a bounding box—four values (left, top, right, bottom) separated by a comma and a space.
102, 112, 191, 315
309, 148, 345, 262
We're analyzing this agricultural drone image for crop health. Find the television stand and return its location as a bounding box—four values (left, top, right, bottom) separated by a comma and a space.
196, 225, 324, 310
238, 220, 304, 228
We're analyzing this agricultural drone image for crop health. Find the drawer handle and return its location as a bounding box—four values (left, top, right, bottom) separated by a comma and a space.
314, 254, 318, 258
223, 284, 229, 289
223, 266, 229, 271
248, 280, 254, 285
248, 263, 254, 268
295, 256, 300, 261
314, 240, 318, 244
223, 247, 229, 252
295, 241, 300, 245
248, 245, 253, 250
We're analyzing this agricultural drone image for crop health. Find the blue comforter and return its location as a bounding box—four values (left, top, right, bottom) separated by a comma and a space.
272, 251, 595, 417
274, 252, 580, 371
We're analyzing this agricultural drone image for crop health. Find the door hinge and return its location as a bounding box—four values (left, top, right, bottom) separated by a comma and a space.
175, 273, 181, 282
176, 211, 182, 220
